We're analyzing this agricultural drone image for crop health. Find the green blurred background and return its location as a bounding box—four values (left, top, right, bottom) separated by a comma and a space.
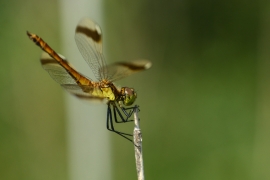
1, 0, 270, 179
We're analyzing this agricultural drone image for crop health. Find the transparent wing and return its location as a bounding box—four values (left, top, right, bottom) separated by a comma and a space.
75, 17, 107, 81
41, 52, 78, 84
100, 59, 152, 82
40, 52, 106, 101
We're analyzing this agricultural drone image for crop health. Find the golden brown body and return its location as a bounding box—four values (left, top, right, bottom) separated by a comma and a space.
26, 18, 152, 142
27, 31, 92, 86
27, 31, 122, 102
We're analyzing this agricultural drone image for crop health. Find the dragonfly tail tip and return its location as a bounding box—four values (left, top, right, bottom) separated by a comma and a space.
26, 31, 32, 37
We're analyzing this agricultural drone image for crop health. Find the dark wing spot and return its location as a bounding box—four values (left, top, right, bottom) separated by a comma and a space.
118, 62, 146, 71
76, 26, 101, 42
41, 59, 55, 65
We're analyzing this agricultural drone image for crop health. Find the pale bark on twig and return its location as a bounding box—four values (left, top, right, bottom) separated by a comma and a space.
133, 105, 145, 180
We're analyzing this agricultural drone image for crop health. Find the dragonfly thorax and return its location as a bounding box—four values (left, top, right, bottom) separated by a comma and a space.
97, 80, 117, 101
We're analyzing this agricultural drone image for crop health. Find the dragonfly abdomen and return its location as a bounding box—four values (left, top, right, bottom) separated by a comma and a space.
27, 31, 93, 87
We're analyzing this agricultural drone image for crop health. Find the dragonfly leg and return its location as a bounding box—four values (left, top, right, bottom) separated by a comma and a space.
106, 103, 133, 142
121, 105, 140, 117
113, 103, 139, 123
113, 105, 132, 123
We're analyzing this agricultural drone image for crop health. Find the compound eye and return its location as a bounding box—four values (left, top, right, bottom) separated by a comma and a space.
122, 87, 137, 106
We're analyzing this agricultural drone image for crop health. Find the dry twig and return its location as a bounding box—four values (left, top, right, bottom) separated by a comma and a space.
133, 105, 145, 180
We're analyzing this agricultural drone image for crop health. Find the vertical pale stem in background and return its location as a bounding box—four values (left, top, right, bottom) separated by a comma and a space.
254, 3, 270, 179
59, 1, 111, 180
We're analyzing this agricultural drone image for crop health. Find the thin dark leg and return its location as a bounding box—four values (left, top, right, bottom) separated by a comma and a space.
120, 105, 139, 118
106, 103, 133, 142
113, 102, 139, 123
113, 105, 132, 123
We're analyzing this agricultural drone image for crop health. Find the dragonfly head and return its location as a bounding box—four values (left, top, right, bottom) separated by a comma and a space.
121, 87, 137, 106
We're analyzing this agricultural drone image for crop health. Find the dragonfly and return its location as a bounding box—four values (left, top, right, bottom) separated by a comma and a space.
27, 17, 151, 142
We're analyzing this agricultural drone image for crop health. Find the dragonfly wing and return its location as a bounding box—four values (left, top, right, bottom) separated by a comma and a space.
40, 52, 106, 101
41, 52, 78, 84
75, 17, 107, 81
101, 59, 152, 82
